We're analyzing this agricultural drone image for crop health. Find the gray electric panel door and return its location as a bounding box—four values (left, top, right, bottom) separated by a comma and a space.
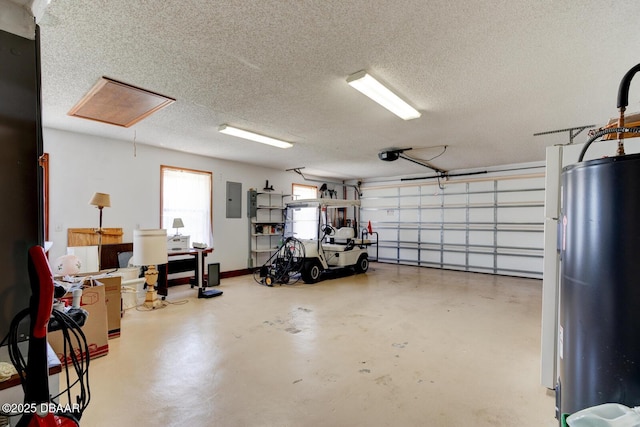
226, 181, 242, 218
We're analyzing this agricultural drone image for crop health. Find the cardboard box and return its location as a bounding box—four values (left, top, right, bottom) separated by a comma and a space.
98, 276, 122, 338
49, 283, 109, 365
56, 274, 122, 338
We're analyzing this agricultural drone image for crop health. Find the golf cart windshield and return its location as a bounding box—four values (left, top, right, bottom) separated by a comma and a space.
284, 199, 361, 241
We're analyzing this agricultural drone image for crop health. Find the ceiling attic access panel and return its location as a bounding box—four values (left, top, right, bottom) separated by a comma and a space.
68, 76, 175, 127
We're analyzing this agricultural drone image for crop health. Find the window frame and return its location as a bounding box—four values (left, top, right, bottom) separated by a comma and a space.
289, 183, 318, 239
160, 165, 213, 246
292, 183, 317, 200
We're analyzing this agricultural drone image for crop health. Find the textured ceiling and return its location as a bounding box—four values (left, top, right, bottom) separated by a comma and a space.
38, 0, 640, 180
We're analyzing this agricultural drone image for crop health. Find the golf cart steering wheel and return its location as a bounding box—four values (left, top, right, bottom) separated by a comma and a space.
321, 224, 335, 237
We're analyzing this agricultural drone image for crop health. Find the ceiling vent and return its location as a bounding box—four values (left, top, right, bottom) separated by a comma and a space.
68, 77, 175, 127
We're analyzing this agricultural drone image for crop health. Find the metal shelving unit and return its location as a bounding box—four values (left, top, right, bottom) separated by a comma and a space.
359, 175, 545, 278
247, 190, 289, 269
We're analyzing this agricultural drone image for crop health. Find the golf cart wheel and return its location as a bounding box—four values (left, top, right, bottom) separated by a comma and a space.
354, 254, 369, 273
302, 260, 323, 284
263, 275, 274, 287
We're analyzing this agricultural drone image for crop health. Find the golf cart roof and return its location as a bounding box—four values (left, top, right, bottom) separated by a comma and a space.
286, 198, 361, 209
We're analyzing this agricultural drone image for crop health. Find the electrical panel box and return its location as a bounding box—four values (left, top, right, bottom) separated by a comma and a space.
226, 181, 242, 218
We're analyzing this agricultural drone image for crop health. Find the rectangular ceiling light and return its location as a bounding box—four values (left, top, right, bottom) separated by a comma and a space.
218, 125, 293, 149
346, 71, 421, 120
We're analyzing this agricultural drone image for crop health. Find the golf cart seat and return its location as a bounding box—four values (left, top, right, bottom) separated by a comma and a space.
324, 227, 356, 251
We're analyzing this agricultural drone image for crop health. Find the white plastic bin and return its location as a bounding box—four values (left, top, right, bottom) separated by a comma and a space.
567, 403, 640, 427
114, 267, 145, 310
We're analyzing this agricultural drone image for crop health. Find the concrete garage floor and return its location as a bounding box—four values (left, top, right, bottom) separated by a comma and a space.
78, 263, 557, 426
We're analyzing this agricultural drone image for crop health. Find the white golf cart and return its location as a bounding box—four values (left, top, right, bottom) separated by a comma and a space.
284, 198, 371, 283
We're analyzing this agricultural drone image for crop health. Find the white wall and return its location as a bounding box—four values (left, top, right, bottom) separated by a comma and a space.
44, 128, 300, 272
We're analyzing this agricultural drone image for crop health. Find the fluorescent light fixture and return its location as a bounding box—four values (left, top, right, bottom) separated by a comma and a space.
346, 71, 421, 120
218, 124, 293, 149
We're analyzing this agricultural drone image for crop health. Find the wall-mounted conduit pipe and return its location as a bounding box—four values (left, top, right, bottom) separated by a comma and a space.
286, 167, 362, 198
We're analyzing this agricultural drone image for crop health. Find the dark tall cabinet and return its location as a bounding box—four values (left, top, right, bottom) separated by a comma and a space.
0, 27, 44, 340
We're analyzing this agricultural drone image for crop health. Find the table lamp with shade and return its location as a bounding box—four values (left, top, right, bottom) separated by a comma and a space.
172, 218, 184, 236
132, 229, 168, 309
89, 192, 110, 270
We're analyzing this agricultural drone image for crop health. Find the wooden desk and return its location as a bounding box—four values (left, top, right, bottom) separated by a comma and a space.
100, 244, 213, 297
158, 248, 213, 296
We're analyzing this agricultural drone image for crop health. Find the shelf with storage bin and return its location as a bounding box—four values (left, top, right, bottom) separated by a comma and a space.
247, 190, 289, 269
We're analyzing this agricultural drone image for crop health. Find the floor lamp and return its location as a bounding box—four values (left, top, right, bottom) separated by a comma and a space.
132, 229, 168, 309
89, 192, 110, 271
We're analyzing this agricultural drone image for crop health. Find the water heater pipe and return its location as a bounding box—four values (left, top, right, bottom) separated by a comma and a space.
616, 63, 640, 155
